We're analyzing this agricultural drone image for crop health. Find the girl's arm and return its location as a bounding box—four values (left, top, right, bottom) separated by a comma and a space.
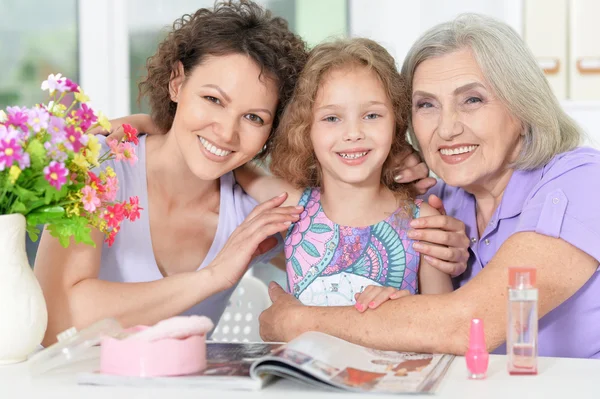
234, 162, 303, 208
416, 202, 454, 294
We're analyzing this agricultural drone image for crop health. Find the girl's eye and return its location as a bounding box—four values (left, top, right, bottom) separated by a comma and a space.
323, 116, 340, 122
204, 96, 221, 105
465, 97, 482, 104
416, 102, 433, 109
245, 114, 264, 125
364, 113, 380, 120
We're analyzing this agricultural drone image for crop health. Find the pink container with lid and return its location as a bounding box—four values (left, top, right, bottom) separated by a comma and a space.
100, 326, 207, 377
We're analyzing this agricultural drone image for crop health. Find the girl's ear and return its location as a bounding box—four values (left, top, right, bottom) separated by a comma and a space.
168, 61, 185, 103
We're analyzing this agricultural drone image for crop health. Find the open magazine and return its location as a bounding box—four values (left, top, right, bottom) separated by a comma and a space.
78, 331, 454, 394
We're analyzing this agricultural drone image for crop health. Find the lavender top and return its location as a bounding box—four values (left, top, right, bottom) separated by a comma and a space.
96, 135, 281, 330
427, 147, 600, 358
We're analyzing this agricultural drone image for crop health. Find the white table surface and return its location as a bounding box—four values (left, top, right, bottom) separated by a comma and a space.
1, 350, 598, 398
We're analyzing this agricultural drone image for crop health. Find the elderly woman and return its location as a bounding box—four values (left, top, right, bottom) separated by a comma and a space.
260, 13, 600, 359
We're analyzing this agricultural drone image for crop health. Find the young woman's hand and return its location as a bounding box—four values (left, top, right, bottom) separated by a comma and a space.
207, 193, 303, 290
393, 150, 436, 195
353, 285, 411, 312
88, 114, 158, 141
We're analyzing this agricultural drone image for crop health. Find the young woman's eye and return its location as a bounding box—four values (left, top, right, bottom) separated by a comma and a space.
323, 116, 340, 123
416, 101, 433, 109
245, 114, 264, 125
204, 96, 221, 105
465, 97, 482, 105
364, 113, 381, 120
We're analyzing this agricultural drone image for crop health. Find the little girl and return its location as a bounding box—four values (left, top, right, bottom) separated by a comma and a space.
235, 38, 453, 310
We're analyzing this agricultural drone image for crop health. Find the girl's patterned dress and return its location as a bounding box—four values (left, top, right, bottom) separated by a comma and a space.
285, 188, 422, 306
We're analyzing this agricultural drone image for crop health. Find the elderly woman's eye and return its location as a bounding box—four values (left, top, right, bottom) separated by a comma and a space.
465, 97, 482, 104
416, 101, 433, 109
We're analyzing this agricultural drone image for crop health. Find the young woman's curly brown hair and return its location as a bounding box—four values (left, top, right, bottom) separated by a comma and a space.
269, 38, 414, 196
138, 0, 307, 159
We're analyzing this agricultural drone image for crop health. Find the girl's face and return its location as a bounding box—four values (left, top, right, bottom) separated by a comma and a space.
169, 53, 279, 180
411, 49, 522, 193
310, 66, 395, 189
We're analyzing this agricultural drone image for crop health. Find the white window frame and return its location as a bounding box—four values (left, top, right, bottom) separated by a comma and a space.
78, 0, 130, 119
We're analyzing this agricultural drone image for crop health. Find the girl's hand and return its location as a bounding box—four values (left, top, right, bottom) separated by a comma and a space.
88, 114, 157, 141
353, 286, 411, 312
207, 193, 303, 290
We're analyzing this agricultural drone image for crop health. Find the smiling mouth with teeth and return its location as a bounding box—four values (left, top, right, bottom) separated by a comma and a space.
338, 151, 369, 159
439, 145, 478, 156
199, 136, 232, 157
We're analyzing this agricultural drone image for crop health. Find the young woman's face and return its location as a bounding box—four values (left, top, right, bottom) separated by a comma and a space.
310, 66, 395, 188
411, 49, 523, 192
169, 53, 279, 180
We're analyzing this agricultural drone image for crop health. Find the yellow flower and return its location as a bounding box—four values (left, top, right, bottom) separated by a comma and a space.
74, 89, 90, 103
8, 165, 21, 184
96, 112, 112, 132
73, 153, 90, 169
104, 166, 116, 178
53, 103, 67, 118
0, 110, 6, 123
86, 134, 101, 166
66, 204, 81, 217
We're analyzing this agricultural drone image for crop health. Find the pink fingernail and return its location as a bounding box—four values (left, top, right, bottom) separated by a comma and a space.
413, 242, 423, 250
368, 301, 376, 308
355, 303, 364, 311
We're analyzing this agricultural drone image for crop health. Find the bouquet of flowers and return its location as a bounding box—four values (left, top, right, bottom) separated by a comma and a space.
0, 73, 141, 247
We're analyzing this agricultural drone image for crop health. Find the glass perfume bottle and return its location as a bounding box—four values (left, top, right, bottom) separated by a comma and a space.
507, 267, 538, 375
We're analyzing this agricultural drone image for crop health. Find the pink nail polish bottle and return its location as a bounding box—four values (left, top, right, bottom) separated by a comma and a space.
466, 318, 489, 379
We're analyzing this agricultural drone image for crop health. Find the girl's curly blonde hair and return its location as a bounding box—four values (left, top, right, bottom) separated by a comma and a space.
269, 38, 414, 199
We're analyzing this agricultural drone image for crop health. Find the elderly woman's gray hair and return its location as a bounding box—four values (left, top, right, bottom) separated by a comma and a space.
401, 13, 582, 169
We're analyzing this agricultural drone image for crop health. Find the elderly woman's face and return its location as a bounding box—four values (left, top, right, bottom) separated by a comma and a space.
411, 49, 522, 191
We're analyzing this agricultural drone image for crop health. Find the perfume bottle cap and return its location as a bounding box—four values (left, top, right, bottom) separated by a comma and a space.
468, 318, 486, 351
509, 267, 536, 288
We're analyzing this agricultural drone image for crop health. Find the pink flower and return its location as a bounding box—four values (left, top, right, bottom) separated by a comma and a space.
102, 176, 118, 202
74, 103, 97, 131
123, 123, 139, 145
124, 196, 142, 221
121, 142, 138, 165
65, 125, 83, 152
41, 73, 67, 94
64, 78, 80, 93
81, 185, 101, 212
28, 107, 49, 133
103, 203, 125, 229
5, 107, 29, 132
43, 161, 68, 190
0, 138, 24, 171
108, 138, 124, 159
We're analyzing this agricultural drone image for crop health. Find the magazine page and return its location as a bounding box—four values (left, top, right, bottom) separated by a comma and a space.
78, 341, 283, 390
251, 331, 454, 394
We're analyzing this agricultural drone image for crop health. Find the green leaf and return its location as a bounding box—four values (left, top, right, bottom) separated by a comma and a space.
309, 223, 332, 234
27, 206, 65, 224
11, 201, 27, 214
47, 217, 96, 248
26, 224, 40, 242
301, 241, 320, 258
26, 140, 47, 169
291, 257, 303, 277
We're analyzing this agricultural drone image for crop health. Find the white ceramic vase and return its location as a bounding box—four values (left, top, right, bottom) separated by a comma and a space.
0, 214, 48, 364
